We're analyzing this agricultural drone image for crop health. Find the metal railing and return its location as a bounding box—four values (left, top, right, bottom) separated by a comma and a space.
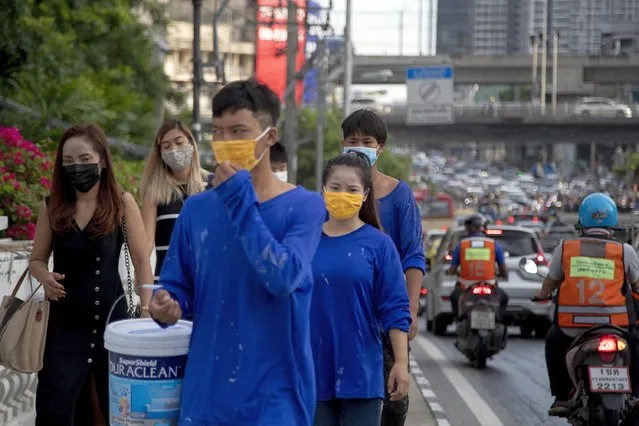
375, 101, 639, 124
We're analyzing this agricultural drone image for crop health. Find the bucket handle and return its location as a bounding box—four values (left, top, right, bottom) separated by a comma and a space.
105, 285, 166, 328
105, 293, 129, 328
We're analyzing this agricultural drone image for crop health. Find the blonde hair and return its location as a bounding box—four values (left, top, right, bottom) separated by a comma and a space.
140, 121, 205, 206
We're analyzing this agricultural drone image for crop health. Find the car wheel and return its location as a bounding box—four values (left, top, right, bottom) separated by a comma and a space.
616, 111, 626, 118
580, 111, 591, 118
433, 315, 448, 336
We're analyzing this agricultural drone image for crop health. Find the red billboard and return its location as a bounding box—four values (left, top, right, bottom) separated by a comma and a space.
255, 0, 307, 103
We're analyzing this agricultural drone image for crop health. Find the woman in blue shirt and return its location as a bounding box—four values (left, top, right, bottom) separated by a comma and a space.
311, 152, 412, 426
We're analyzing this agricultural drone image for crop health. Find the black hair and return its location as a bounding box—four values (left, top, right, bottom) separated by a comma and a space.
212, 78, 280, 126
270, 142, 288, 164
341, 109, 388, 145
322, 151, 382, 230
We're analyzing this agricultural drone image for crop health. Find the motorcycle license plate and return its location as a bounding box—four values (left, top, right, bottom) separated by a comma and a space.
588, 367, 631, 393
470, 311, 495, 329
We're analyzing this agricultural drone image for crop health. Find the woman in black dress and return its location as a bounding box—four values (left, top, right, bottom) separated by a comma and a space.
29, 123, 154, 425
140, 120, 206, 281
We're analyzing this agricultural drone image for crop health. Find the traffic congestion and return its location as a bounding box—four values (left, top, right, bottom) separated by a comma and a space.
413, 157, 639, 426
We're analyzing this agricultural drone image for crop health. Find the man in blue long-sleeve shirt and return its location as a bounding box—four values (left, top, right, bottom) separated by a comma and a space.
341, 109, 426, 426
149, 79, 326, 425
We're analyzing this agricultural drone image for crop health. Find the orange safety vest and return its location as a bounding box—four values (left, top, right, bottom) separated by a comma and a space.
557, 238, 630, 329
459, 237, 497, 284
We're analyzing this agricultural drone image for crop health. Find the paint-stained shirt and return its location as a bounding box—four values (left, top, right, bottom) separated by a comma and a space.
157, 170, 325, 426
310, 224, 411, 400
377, 180, 426, 274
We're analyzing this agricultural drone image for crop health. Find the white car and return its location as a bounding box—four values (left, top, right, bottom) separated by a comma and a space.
573, 97, 632, 118
424, 225, 553, 338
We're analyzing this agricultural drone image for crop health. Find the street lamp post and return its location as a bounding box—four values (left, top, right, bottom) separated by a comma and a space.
551, 31, 560, 116
342, 0, 353, 117
192, 0, 203, 143
540, 0, 548, 115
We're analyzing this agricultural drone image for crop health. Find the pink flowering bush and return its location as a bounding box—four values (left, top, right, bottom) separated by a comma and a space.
0, 126, 53, 240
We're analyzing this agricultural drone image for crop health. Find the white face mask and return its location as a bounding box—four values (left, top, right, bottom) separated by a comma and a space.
274, 171, 288, 182
161, 145, 194, 172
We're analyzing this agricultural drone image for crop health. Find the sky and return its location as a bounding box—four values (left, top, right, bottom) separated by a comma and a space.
323, 0, 438, 56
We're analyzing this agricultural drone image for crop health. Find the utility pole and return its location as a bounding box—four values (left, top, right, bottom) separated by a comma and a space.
192, 0, 203, 143
283, 0, 299, 183
213, 0, 231, 86
399, 11, 404, 56
551, 31, 559, 116
428, 0, 435, 54
530, 35, 539, 101
418, 0, 423, 55
342, 0, 353, 117
315, 38, 327, 192
540, 0, 548, 114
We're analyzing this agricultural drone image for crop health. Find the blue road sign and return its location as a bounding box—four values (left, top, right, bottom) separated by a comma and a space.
406, 66, 454, 80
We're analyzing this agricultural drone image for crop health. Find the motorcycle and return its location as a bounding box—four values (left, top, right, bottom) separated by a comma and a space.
520, 257, 637, 426
454, 281, 507, 369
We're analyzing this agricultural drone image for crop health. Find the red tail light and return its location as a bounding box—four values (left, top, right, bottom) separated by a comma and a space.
472, 285, 493, 295
420, 288, 428, 295
495, 220, 503, 225
508, 216, 515, 224
444, 253, 453, 262
535, 253, 549, 266
532, 216, 539, 223
598, 335, 618, 353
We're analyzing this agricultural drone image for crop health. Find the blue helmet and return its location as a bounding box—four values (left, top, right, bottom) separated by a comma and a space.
578, 193, 618, 228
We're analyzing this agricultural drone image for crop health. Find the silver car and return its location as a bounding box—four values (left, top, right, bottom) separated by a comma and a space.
424, 225, 553, 338
573, 97, 632, 118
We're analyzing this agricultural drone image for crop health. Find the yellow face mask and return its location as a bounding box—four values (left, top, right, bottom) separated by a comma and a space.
323, 191, 365, 220
211, 127, 271, 171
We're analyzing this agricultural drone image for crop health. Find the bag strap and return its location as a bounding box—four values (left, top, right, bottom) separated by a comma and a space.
120, 192, 139, 318
9, 268, 30, 299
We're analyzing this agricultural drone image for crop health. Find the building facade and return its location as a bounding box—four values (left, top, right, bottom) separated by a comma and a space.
437, 0, 531, 55
438, 0, 639, 56
164, 0, 256, 116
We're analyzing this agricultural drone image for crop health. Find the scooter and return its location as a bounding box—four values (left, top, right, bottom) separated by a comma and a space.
454, 281, 507, 369
520, 258, 638, 426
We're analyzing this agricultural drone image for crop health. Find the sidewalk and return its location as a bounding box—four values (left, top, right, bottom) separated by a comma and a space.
407, 374, 438, 426
11, 377, 437, 426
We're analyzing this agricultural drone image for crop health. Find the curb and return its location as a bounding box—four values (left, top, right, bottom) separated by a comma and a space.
409, 355, 451, 426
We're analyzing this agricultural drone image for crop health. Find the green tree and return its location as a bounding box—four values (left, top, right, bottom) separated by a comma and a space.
0, 0, 178, 144
295, 108, 411, 190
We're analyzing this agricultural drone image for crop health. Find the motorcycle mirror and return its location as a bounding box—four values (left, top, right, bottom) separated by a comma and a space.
519, 257, 538, 275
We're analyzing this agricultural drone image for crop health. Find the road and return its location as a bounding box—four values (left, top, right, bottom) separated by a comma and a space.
411, 327, 564, 426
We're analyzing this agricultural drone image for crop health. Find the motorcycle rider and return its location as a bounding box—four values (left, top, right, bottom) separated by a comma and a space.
537, 193, 639, 416
447, 214, 509, 319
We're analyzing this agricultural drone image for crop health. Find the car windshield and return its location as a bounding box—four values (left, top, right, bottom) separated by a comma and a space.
454, 230, 539, 257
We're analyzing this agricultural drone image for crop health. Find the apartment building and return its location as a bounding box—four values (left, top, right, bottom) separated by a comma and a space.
438, 0, 639, 56
437, 0, 531, 55
530, 0, 639, 54
165, 0, 256, 115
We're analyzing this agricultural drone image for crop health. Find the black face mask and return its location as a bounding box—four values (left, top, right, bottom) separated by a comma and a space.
63, 163, 101, 193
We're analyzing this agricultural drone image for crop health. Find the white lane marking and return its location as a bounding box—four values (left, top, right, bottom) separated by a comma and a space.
409, 354, 451, 426
429, 402, 444, 412
415, 335, 504, 426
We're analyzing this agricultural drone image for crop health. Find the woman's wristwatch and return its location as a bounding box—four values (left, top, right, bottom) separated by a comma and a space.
141, 305, 149, 312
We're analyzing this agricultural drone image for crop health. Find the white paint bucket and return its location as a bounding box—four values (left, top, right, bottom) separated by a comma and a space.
104, 319, 192, 425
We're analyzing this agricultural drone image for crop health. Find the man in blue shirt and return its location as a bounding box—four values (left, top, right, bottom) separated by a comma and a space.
341, 109, 426, 426
149, 79, 326, 425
